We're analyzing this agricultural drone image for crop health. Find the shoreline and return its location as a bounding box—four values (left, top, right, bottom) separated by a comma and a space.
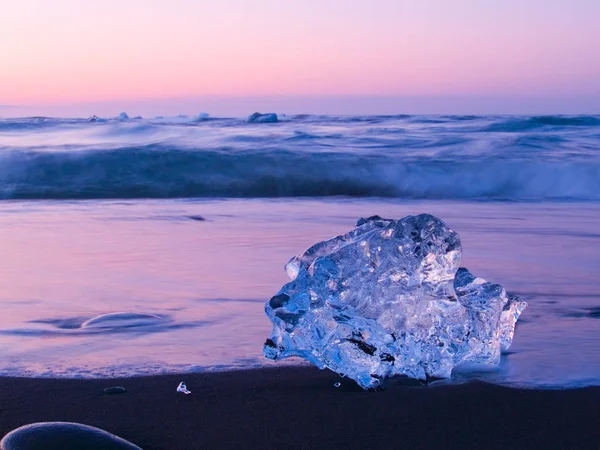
1, 367, 599, 449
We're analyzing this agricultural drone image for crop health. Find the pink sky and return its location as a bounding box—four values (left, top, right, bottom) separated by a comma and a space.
1, 0, 599, 114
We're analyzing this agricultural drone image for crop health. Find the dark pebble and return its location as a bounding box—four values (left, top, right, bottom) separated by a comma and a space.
187, 215, 206, 221
103, 386, 127, 395
1, 422, 142, 449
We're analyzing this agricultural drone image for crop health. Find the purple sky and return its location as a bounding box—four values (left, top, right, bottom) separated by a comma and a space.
1, 0, 599, 116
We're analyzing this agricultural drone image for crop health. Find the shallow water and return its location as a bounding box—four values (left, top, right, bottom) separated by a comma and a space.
0, 198, 599, 388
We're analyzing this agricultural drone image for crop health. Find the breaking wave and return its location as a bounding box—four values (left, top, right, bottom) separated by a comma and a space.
1, 114, 599, 201
1, 146, 600, 201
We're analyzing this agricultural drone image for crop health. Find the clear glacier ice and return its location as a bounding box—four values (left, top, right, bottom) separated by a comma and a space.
248, 112, 278, 123
194, 112, 210, 121
263, 214, 527, 389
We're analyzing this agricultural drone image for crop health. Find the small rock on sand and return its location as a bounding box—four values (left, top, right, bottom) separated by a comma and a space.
103, 386, 127, 394
1, 422, 142, 450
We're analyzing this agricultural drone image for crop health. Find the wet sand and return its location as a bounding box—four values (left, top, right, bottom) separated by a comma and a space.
1, 366, 599, 449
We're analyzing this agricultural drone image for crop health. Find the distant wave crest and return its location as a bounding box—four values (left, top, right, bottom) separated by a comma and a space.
484, 115, 600, 132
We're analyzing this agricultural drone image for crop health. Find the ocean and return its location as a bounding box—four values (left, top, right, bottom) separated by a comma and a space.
0, 113, 599, 388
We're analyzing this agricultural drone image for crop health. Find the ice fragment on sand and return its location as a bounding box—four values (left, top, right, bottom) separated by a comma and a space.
263, 214, 527, 389
177, 382, 191, 394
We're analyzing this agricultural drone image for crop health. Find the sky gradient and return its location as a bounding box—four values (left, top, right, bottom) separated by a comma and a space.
1, 0, 599, 115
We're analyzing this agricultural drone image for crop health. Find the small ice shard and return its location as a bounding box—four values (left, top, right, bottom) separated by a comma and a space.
176, 382, 191, 394
247, 112, 278, 123
86, 115, 107, 123
117, 112, 129, 121
263, 214, 527, 389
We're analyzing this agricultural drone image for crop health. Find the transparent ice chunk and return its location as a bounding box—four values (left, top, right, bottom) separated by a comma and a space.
247, 112, 278, 123
263, 214, 527, 389
176, 382, 191, 394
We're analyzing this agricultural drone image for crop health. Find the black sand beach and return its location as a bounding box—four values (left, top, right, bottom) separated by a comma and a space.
1, 367, 598, 449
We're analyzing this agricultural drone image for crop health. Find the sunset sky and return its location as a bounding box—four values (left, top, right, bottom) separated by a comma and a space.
1, 0, 599, 116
